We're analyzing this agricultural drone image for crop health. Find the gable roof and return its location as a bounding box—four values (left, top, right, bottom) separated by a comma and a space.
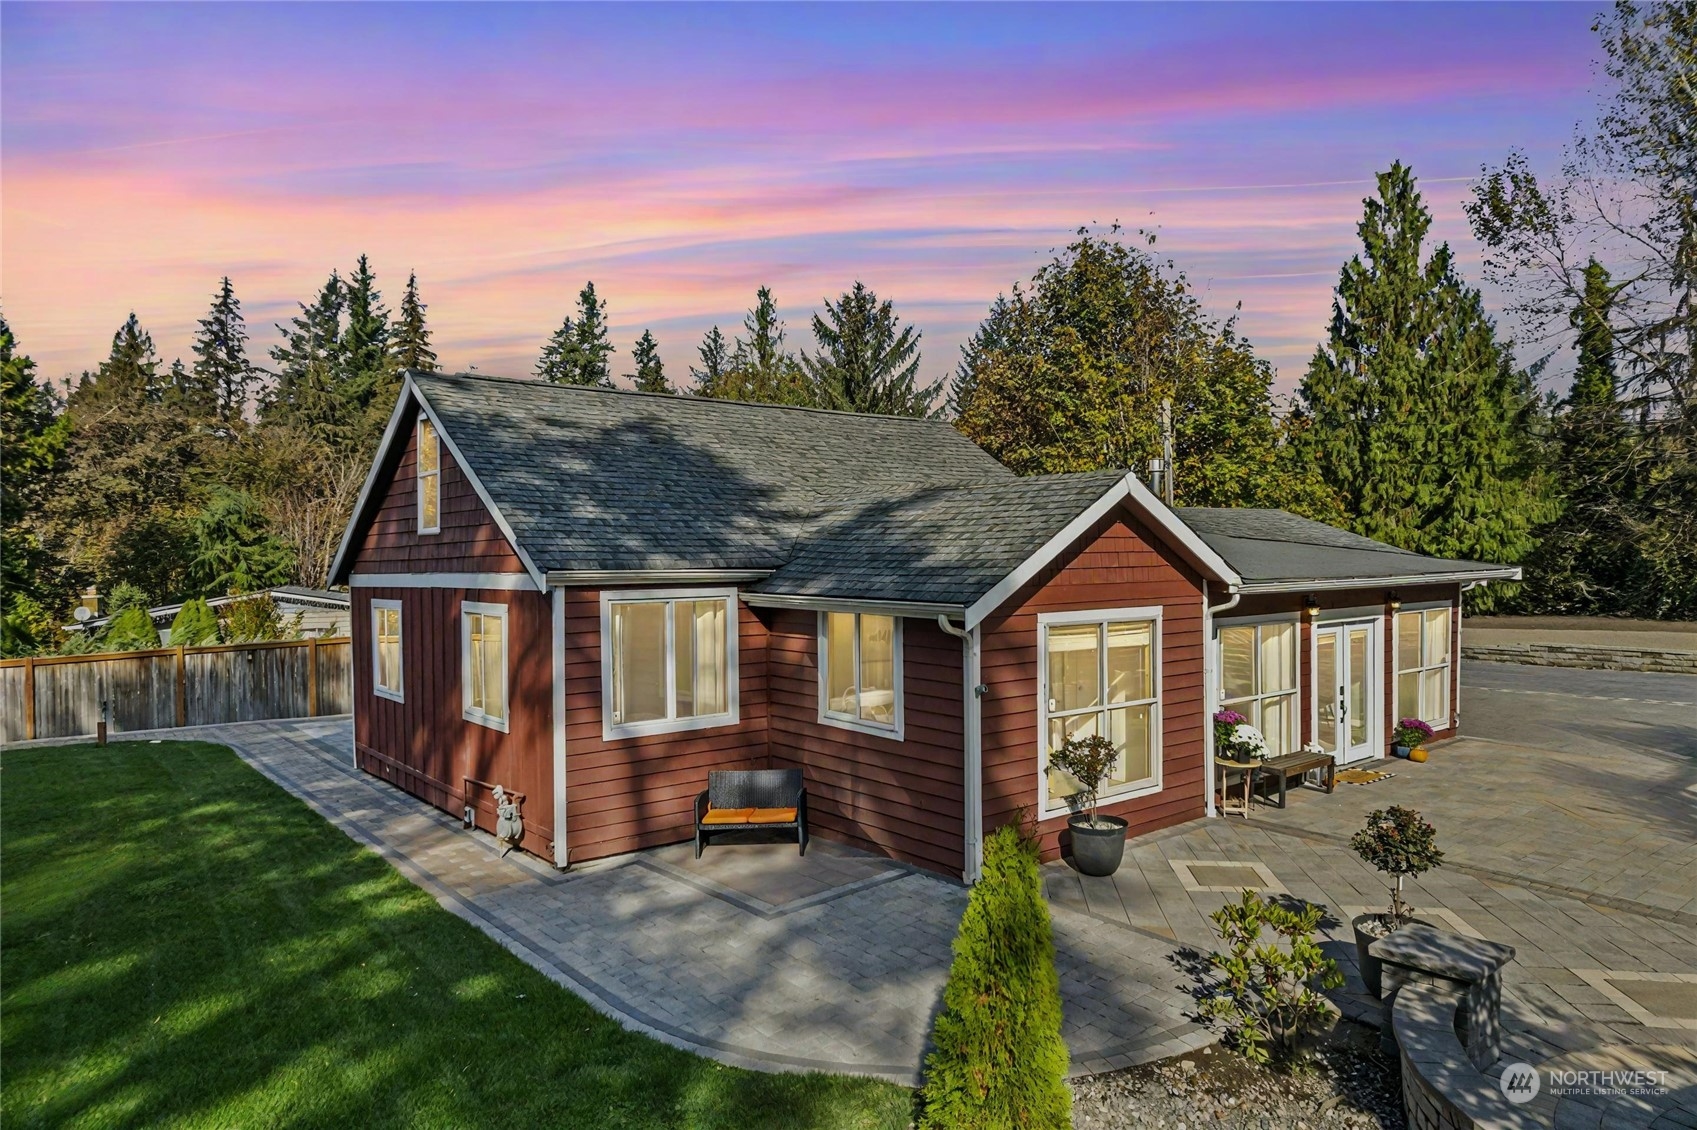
331, 371, 1013, 585
1176, 508, 1522, 592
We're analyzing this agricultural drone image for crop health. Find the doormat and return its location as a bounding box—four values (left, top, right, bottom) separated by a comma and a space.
1335, 768, 1396, 786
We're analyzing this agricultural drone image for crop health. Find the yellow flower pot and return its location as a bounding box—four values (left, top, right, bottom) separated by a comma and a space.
1408, 747, 1429, 763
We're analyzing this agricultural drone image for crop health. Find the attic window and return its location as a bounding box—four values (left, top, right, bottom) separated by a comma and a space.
418, 417, 440, 534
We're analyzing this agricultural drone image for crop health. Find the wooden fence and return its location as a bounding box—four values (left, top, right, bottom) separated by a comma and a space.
1, 637, 352, 743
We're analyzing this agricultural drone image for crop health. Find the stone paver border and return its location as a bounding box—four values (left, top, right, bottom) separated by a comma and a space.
1167, 858, 1286, 894
1574, 970, 1697, 1031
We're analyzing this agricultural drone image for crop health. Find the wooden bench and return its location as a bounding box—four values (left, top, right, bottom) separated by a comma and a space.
1252, 751, 1336, 808
694, 769, 809, 858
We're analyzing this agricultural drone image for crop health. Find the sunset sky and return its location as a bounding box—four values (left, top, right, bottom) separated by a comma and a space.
4, 2, 1599, 396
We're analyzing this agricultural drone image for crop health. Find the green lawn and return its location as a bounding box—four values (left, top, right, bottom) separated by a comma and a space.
0, 741, 913, 1129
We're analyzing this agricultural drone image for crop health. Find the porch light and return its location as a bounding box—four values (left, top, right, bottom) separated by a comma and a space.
1387, 591, 1402, 612
1303, 596, 1320, 617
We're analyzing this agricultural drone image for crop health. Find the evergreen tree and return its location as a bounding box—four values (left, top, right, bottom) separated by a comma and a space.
1294, 163, 1547, 596
1, 315, 69, 652
804, 282, 940, 416
267, 273, 354, 448
191, 277, 254, 427
536, 282, 615, 387
168, 596, 220, 646
689, 325, 731, 395
389, 270, 438, 373
954, 228, 1334, 515
536, 312, 579, 383
627, 329, 671, 393
342, 254, 389, 408
703, 288, 812, 405
102, 604, 161, 651
191, 487, 297, 595
82, 314, 162, 408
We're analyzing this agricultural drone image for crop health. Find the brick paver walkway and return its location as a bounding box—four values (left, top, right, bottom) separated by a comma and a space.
26, 718, 1210, 1084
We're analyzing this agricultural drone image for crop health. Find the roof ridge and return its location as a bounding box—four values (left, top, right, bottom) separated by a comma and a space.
409, 369, 961, 426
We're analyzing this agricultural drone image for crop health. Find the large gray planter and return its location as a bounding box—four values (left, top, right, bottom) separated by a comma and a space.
1353, 912, 1434, 997
1068, 815, 1128, 876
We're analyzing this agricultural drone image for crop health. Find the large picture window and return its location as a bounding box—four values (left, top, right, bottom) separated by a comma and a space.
1217, 619, 1299, 757
818, 612, 902, 738
603, 590, 736, 739
461, 602, 508, 731
417, 417, 441, 534
1397, 606, 1452, 728
372, 598, 403, 702
1039, 608, 1161, 815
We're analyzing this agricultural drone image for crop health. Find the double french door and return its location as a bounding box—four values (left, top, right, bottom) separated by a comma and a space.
1314, 620, 1380, 763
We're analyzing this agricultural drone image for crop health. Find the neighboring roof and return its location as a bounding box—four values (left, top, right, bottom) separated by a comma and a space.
1175, 508, 1521, 591
65, 586, 350, 632
332, 372, 1014, 583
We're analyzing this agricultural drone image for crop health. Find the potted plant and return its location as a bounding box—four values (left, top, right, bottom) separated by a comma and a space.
1348, 806, 1445, 996
1213, 710, 1269, 764
1049, 734, 1127, 877
1391, 717, 1435, 760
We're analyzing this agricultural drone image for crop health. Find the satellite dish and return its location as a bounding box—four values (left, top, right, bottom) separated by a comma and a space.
73, 606, 92, 622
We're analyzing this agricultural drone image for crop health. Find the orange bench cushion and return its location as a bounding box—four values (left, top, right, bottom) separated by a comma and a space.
700, 807, 754, 825
747, 807, 798, 824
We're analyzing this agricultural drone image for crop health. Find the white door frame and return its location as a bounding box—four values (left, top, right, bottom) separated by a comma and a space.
1310, 614, 1383, 764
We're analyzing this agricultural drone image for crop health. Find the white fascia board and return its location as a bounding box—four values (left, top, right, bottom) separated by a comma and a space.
740, 592, 966, 620
410, 386, 549, 591
328, 378, 419, 585
1235, 567, 1522, 595
963, 473, 1242, 631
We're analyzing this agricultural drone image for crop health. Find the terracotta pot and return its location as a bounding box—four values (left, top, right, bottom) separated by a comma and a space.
1067, 815, 1128, 877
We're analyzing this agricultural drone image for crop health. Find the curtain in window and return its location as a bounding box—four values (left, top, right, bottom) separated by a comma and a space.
1045, 617, 1157, 806
613, 602, 667, 725
1396, 607, 1451, 726
467, 610, 505, 721
375, 607, 401, 692
1217, 621, 1298, 756
418, 420, 440, 530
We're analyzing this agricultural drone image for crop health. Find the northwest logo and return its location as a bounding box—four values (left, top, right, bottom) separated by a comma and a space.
1500, 1063, 1541, 1104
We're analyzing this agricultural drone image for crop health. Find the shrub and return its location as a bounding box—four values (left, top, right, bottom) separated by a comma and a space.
1199, 890, 1343, 1066
1392, 717, 1436, 748
1349, 806, 1443, 929
1046, 733, 1118, 827
168, 598, 220, 647
919, 823, 1070, 1130
222, 593, 299, 642
102, 605, 161, 651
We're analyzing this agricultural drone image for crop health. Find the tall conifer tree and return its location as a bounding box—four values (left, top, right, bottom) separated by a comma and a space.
804, 282, 939, 416
571, 281, 614, 388
701, 288, 812, 405
341, 254, 389, 409
389, 270, 438, 373
690, 326, 730, 395
1294, 163, 1546, 587
190, 277, 254, 427
628, 329, 670, 393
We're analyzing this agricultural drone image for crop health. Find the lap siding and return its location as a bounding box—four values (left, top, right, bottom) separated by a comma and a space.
977, 511, 1207, 863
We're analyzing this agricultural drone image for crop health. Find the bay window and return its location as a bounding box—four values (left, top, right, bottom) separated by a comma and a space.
1397, 606, 1452, 728
417, 417, 441, 534
372, 598, 403, 702
819, 612, 902, 737
461, 601, 508, 730
1040, 608, 1161, 815
1217, 619, 1299, 757
603, 590, 736, 738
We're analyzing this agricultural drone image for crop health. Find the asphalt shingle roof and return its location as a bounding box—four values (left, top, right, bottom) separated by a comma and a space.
1176, 508, 1515, 586
411, 372, 1014, 574
754, 470, 1132, 605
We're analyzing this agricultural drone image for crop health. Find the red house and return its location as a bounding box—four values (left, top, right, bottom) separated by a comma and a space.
330, 372, 1519, 880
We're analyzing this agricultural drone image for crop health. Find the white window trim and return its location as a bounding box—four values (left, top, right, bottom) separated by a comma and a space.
461, 600, 510, 732
1213, 611, 1301, 757
371, 598, 404, 703
1393, 600, 1454, 729
1037, 605, 1164, 820
600, 587, 739, 741
417, 417, 441, 535
816, 611, 906, 741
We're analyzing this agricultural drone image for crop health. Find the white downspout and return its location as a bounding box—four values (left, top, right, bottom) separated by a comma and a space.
1457, 581, 1487, 730
938, 614, 983, 883
551, 585, 569, 868
1202, 581, 1241, 819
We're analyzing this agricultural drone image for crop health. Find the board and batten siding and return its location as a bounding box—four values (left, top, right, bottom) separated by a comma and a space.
766, 610, 966, 877
979, 512, 1207, 863
352, 585, 555, 858
561, 590, 770, 863
352, 410, 528, 574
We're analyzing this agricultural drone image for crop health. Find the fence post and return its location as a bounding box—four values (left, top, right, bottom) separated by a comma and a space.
175, 645, 188, 728
23, 656, 35, 740
307, 637, 319, 718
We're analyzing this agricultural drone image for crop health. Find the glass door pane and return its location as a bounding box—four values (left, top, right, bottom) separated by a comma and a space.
1347, 626, 1369, 749
1315, 629, 1338, 755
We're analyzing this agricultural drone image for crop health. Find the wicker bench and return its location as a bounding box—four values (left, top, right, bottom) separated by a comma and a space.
694, 769, 809, 858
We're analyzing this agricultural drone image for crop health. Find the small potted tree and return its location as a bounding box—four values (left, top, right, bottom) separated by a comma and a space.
1048, 734, 1126, 877
1391, 717, 1435, 761
1348, 806, 1445, 996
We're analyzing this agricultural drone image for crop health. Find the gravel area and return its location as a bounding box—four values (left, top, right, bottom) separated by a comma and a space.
1072, 1025, 1406, 1130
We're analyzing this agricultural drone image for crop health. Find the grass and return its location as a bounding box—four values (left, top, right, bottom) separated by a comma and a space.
0, 741, 913, 1129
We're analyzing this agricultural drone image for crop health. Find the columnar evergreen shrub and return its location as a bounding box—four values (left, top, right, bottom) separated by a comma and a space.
168, 597, 220, 646
102, 605, 161, 651
919, 823, 1070, 1130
